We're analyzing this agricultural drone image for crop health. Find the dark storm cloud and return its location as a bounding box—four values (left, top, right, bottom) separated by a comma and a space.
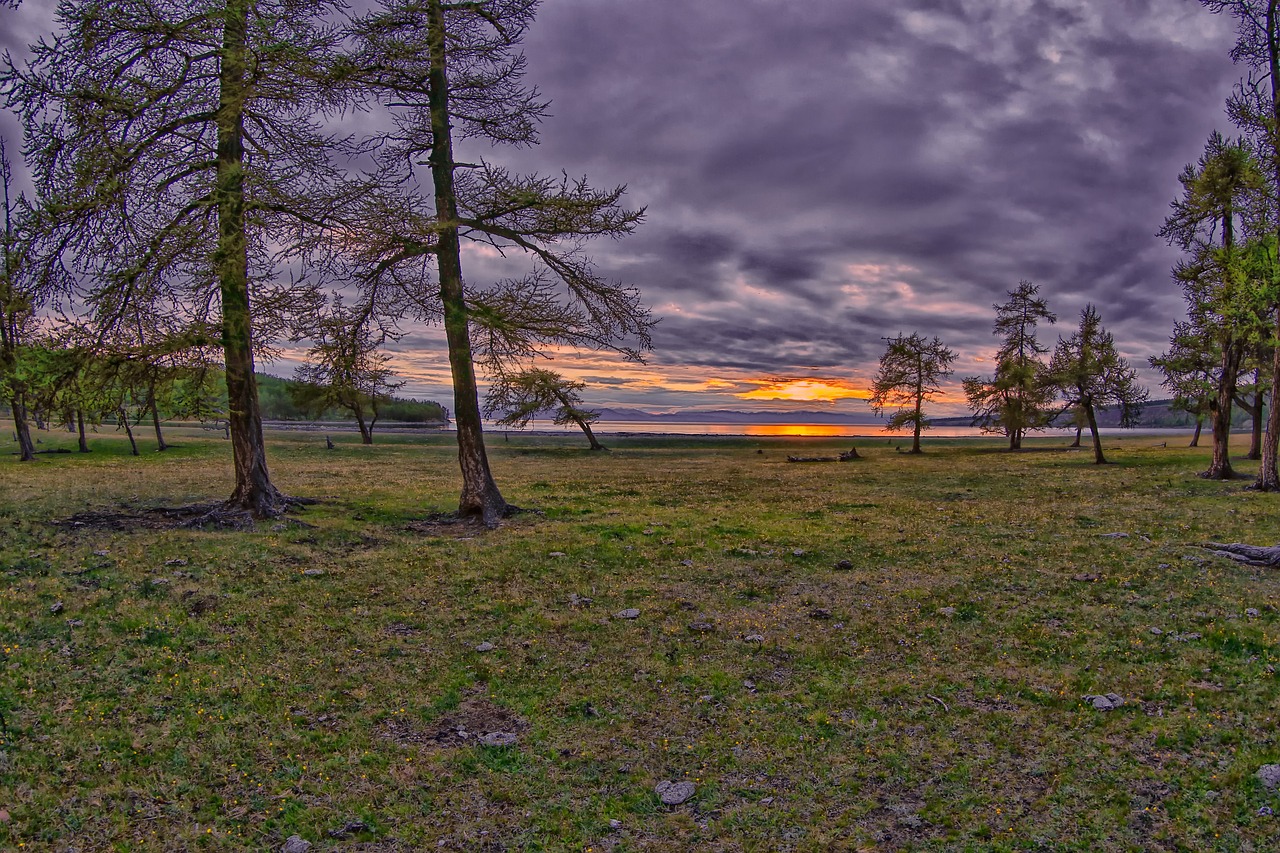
492, 0, 1242, 407
0, 0, 1246, 410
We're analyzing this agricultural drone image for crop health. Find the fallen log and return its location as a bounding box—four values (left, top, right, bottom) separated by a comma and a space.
787, 448, 861, 463
1201, 542, 1280, 567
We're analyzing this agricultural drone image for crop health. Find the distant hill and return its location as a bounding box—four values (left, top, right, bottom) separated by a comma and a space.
595, 408, 885, 425
930, 399, 1201, 429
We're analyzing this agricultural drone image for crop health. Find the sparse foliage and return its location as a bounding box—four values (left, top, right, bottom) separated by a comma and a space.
1048, 305, 1147, 465
485, 368, 607, 450
869, 333, 956, 454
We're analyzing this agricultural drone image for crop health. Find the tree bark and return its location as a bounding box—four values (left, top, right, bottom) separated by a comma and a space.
11, 396, 35, 461
1190, 415, 1203, 448
1257, 0, 1280, 491
1009, 427, 1022, 451
76, 409, 89, 452
1203, 336, 1241, 479
1071, 426, 1082, 448
354, 407, 372, 444
120, 407, 139, 456
1083, 394, 1106, 464
150, 392, 168, 451
428, 0, 509, 526
217, 0, 284, 516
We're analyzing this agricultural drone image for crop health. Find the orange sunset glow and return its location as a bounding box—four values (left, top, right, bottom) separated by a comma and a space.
736, 378, 868, 403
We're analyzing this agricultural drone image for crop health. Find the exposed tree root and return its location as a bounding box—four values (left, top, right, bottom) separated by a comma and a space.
55, 496, 320, 532
1201, 542, 1280, 567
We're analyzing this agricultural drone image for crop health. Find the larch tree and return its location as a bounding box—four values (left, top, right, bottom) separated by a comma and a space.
962, 280, 1057, 450
0, 137, 37, 461
346, 0, 653, 526
1150, 319, 1221, 446
1048, 305, 1147, 465
485, 367, 607, 450
292, 297, 403, 445
1159, 132, 1266, 479
4, 0, 354, 516
869, 332, 956, 454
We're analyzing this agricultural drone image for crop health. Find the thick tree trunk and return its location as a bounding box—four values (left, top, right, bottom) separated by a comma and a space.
1202, 541, 1280, 566
216, 0, 284, 517
150, 394, 168, 451
1191, 415, 1203, 448
354, 408, 372, 445
11, 396, 35, 461
1260, 0, 1280, 491
76, 410, 89, 452
1084, 395, 1106, 464
1009, 427, 1022, 451
120, 407, 139, 456
428, 0, 509, 526
1203, 337, 1241, 479
1257, 311, 1280, 490
1071, 427, 1082, 448
1240, 381, 1263, 460
574, 415, 607, 451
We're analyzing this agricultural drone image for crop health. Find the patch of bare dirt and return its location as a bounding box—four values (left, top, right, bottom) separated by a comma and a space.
378, 696, 529, 750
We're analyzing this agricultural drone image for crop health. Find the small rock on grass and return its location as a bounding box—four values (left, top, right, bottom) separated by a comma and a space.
476, 642, 495, 653
688, 621, 715, 634
1247, 608, 1261, 618
479, 731, 518, 747
1083, 693, 1124, 711
615, 608, 641, 620
834, 559, 853, 570
655, 780, 696, 805
49, 601, 63, 614
282, 836, 311, 853
1257, 764, 1280, 790
743, 634, 765, 643
328, 821, 369, 839
301, 568, 326, 577
938, 606, 957, 617
808, 608, 833, 620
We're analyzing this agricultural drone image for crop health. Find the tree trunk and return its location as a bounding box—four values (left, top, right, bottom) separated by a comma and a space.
1258, 310, 1280, 489
1258, 0, 1280, 491
1191, 415, 1203, 448
76, 409, 89, 452
216, 0, 284, 516
150, 393, 168, 451
120, 407, 139, 456
1009, 427, 1022, 451
1203, 336, 1241, 479
355, 408, 373, 445
1245, 384, 1263, 460
11, 396, 35, 461
574, 415, 607, 451
1071, 426, 1082, 448
1084, 395, 1106, 464
427, 0, 508, 526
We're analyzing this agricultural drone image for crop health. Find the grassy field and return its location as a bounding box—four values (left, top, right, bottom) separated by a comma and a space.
1, 423, 1279, 851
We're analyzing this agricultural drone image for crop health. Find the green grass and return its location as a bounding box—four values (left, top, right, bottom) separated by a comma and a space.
2, 424, 1279, 851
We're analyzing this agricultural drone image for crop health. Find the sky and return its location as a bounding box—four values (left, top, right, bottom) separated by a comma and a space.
0, 0, 1249, 416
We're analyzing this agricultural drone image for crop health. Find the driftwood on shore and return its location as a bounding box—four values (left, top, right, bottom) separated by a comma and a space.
787, 447, 861, 463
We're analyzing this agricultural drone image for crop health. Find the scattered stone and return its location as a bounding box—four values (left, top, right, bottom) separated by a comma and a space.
1072, 573, 1100, 583
479, 731, 518, 747
1083, 693, 1124, 711
67, 619, 84, 628
282, 836, 312, 853
615, 608, 641, 620
688, 621, 715, 634
609, 819, 622, 829
475, 642, 495, 653
938, 606, 957, 617
93, 550, 109, 557
743, 634, 765, 643
49, 601, 63, 614
1257, 764, 1280, 790
328, 821, 369, 839
1260, 806, 1275, 817
301, 568, 326, 577
655, 780, 696, 805
680, 559, 694, 567
897, 813, 924, 829
549, 551, 567, 558
1246, 608, 1261, 618
743, 679, 757, 692
808, 608, 833, 620
792, 549, 806, 557
271, 523, 288, 532
568, 593, 593, 607
1171, 632, 1202, 643
1099, 532, 1130, 539
164, 558, 188, 567
760, 796, 774, 805
1149, 627, 1163, 636
834, 559, 853, 570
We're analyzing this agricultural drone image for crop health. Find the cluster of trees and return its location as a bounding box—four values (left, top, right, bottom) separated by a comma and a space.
1147, 1, 1280, 488
0, 0, 652, 524
870, 282, 1146, 463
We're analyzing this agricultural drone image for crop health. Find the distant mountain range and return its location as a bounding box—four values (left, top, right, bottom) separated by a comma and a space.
594, 400, 1198, 428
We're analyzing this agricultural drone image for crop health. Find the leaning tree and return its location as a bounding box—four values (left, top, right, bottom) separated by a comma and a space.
869, 332, 955, 454
486, 368, 608, 451
345, 0, 653, 525
1048, 305, 1147, 465
3, 0, 355, 516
